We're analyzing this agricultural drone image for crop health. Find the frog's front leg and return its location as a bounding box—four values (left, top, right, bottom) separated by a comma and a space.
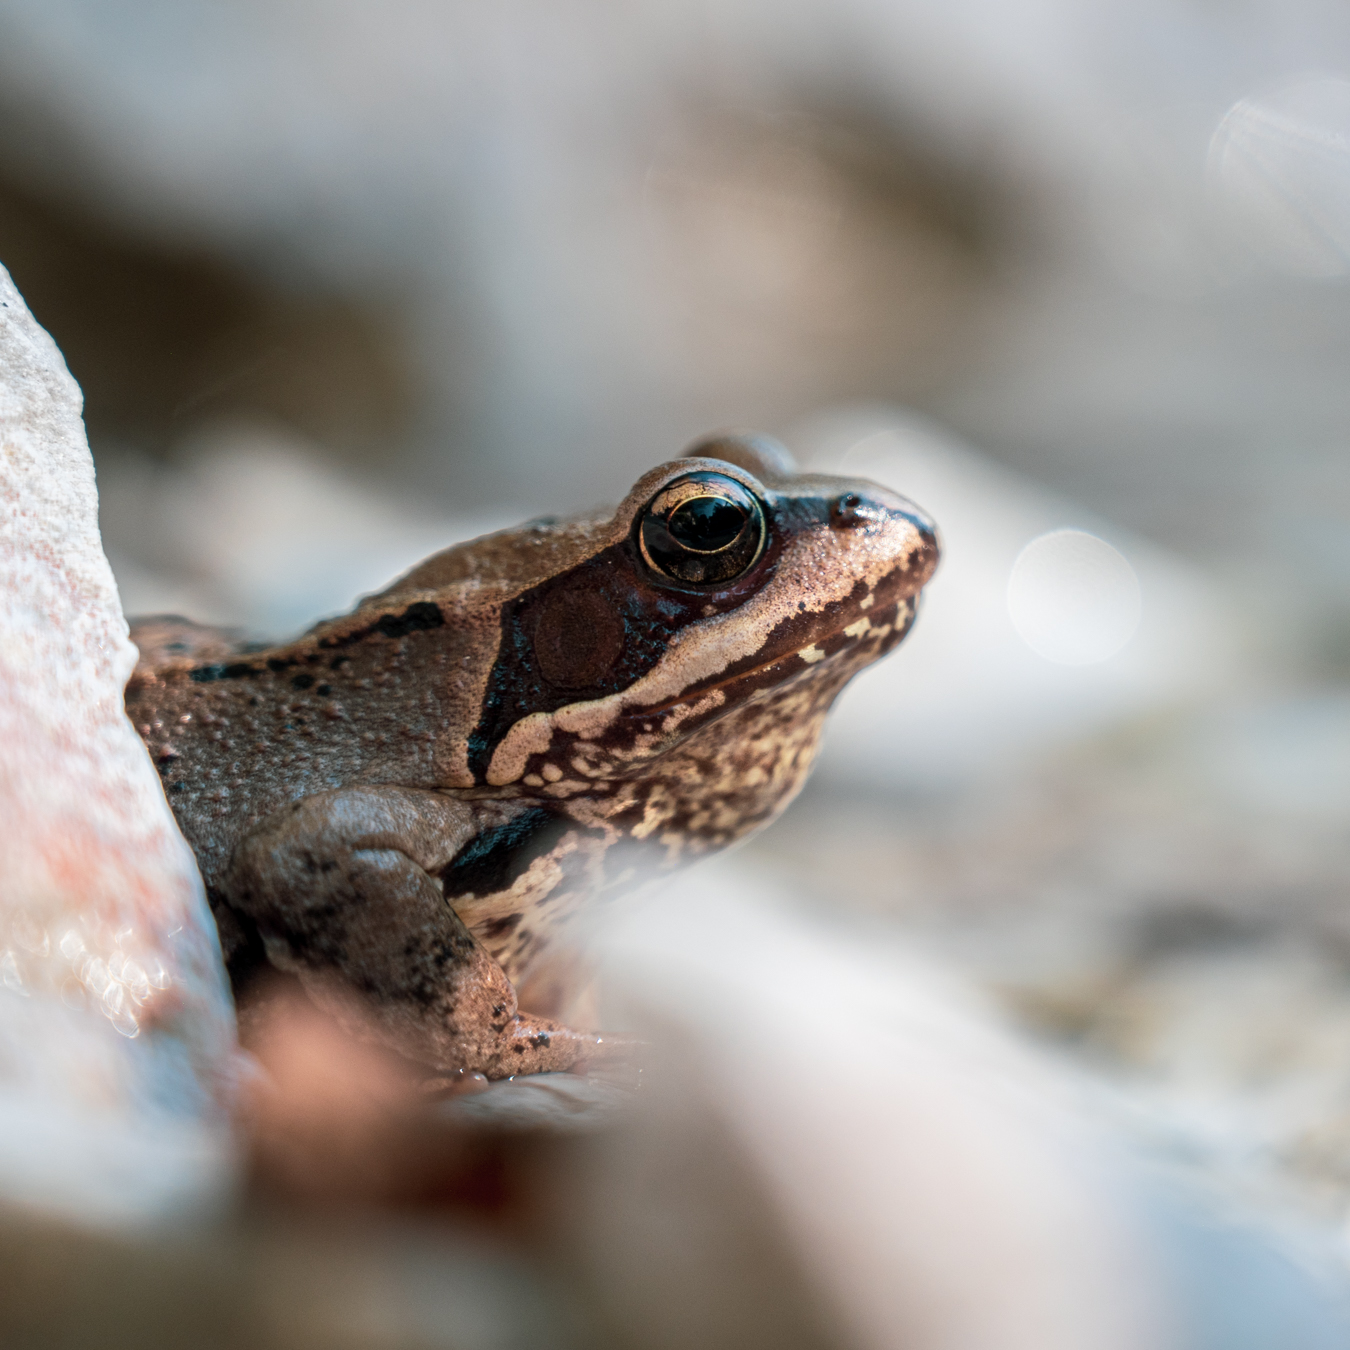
222, 786, 600, 1079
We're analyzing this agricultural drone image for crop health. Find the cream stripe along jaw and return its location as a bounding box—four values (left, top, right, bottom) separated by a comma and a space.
126, 433, 938, 1080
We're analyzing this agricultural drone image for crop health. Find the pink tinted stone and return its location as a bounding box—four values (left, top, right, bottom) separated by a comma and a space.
0, 262, 238, 1209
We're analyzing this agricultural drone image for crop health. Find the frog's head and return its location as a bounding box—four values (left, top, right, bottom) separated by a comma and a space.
386, 434, 937, 819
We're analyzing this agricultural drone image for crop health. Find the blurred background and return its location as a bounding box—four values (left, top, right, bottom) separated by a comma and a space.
4, 0, 1350, 1344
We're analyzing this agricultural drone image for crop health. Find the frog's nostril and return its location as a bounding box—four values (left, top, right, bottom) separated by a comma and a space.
830, 492, 866, 529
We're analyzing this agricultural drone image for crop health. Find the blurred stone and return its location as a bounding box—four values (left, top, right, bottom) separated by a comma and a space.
0, 173, 413, 463
437, 1072, 634, 1135
0, 0, 1009, 510
0, 1198, 590, 1350
561, 859, 1350, 1350
0, 262, 238, 1224
570, 863, 1171, 1350
100, 421, 516, 637
745, 693, 1350, 1250
242, 982, 636, 1208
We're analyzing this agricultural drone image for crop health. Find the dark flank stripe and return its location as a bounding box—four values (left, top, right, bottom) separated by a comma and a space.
316, 600, 446, 649
188, 601, 447, 681
189, 661, 263, 684
440, 807, 574, 898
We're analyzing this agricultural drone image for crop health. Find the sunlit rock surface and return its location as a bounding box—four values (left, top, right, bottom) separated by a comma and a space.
0, 262, 238, 1225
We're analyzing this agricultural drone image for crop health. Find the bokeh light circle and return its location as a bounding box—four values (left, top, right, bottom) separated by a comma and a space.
1007, 529, 1141, 666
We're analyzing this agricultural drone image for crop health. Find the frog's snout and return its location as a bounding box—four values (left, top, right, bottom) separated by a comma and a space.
900, 504, 941, 585
826, 481, 940, 589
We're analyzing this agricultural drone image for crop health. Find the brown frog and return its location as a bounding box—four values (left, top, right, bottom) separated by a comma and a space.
126, 435, 938, 1080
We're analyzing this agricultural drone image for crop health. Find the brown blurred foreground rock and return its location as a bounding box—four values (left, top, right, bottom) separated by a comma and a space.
0, 1199, 591, 1350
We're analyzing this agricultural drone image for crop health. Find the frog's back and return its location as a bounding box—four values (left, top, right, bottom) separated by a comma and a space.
129, 615, 252, 677
125, 604, 480, 889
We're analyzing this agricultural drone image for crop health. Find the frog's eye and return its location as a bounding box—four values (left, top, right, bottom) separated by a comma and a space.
639, 472, 767, 587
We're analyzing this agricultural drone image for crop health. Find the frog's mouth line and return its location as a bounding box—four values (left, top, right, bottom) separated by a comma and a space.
635, 597, 908, 720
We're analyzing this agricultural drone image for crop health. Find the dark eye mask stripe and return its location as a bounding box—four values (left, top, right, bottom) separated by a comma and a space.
464, 515, 788, 782
466, 543, 689, 782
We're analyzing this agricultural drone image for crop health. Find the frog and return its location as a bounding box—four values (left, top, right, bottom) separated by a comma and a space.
126, 434, 939, 1081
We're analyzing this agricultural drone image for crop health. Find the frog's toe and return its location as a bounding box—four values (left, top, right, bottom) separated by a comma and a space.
480, 1014, 642, 1080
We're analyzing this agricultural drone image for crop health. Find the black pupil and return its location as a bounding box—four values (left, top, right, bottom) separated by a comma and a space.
667, 496, 746, 552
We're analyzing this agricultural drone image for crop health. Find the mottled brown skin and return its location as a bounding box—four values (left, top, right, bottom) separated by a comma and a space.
126, 435, 939, 1079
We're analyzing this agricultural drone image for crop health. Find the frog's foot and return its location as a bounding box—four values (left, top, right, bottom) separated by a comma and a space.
224, 785, 643, 1083
477, 1013, 640, 1080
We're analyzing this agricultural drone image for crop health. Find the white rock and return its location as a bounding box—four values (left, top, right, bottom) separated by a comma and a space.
0, 263, 238, 1225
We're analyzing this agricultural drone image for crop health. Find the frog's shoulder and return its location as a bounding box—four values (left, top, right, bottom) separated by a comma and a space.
128, 615, 256, 681
360, 512, 613, 604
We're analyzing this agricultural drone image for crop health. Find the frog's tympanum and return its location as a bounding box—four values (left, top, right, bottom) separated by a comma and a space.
127, 435, 939, 1080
